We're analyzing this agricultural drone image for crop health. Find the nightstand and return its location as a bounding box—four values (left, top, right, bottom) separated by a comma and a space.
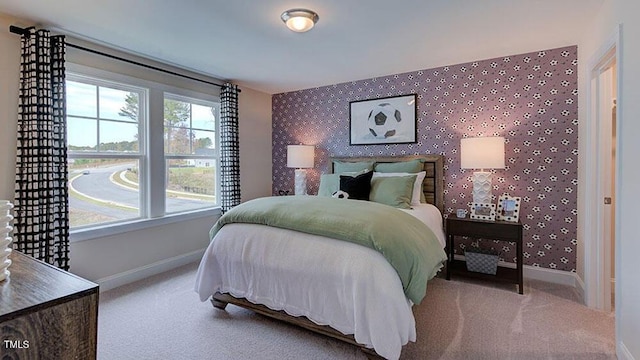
446, 216, 524, 294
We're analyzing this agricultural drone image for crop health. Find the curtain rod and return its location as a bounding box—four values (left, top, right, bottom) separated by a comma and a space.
9, 25, 238, 92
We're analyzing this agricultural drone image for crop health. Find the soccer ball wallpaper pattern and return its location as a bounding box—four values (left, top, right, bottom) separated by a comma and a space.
272, 46, 578, 272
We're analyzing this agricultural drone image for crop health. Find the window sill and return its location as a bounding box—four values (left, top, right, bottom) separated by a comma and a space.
70, 207, 222, 243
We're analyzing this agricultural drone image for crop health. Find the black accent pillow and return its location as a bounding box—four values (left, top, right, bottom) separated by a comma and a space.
339, 171, 373, 201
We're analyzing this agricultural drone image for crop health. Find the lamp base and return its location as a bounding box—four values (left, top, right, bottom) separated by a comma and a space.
472, 171, 492, 204
294, 169, 307, 195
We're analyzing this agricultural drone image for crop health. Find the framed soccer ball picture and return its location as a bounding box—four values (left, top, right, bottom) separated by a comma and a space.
470, 202, 496, 221
349, 94, 417, 145
496, 194, 521, 222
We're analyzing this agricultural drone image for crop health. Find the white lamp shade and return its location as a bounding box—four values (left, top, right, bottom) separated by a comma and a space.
460, 137, 505, 170
287, 145, 315, 168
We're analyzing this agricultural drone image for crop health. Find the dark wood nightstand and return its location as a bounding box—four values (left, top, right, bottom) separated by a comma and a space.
446, 216, 524, 294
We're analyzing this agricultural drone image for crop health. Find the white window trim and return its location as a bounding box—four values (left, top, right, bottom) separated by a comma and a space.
67, 63, 221, 242
70, 207, 221, 242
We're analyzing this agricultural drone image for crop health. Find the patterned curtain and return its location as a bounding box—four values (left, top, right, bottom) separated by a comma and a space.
14, 28, 70, 270
219, 83, 240, 213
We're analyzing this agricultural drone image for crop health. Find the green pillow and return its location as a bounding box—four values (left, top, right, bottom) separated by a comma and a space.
318, 174, 340, 197
374, 159, 423, 173
369, 175, 416, 209
333, 160, 374, 174
318, 171, 366, 197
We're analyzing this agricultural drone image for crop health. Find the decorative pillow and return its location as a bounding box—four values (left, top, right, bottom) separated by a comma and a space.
332, 190, 349, 199
372, 171, 426, 205
333, 160, 374, 174
339, 171, 373, 201
318, 174, 340, 197
369, 175, 416, 209
374, 159, 423, 174
318, 170, 368, 197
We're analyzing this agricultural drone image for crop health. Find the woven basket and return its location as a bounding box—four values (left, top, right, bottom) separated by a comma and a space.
464, 247, 500, 275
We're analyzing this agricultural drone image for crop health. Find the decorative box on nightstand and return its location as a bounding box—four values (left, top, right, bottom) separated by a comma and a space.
445, 216, 524, 294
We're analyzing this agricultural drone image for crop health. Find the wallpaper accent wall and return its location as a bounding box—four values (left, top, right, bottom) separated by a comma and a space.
272, 46, 578, 272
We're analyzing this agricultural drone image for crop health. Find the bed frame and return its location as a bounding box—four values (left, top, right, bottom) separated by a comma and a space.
211, 155, 445, 359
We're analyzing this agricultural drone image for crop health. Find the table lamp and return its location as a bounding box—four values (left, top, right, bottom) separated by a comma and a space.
287, 145, 315, 195
460, 137, 505, 204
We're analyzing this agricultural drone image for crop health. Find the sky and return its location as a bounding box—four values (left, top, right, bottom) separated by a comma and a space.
66, 81, 216, 150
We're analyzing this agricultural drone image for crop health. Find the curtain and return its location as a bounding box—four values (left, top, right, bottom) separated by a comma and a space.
13, 28, 70, 270
219, 83, 240, 214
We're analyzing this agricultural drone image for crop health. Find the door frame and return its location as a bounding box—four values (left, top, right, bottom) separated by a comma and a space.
583, 24, 621, 313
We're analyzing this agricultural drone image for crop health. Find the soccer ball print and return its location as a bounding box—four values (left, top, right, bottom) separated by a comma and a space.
368, 103, 401, 139
349, 94, 416, 145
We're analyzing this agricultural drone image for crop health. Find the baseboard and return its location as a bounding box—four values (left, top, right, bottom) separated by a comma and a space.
523, 265, 579, 287
453, 254, 580, 288
96, 248, 206, 292
618, 341, 636, 360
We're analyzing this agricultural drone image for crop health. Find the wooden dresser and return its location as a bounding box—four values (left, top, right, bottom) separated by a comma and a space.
0, 251, 98, 360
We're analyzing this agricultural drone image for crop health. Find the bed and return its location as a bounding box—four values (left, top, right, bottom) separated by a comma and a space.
195, 155, 447, 359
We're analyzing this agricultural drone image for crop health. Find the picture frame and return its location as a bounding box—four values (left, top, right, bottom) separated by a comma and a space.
470, 202, 496, 221
349, 94, 417, 145
496, 194, 521, 222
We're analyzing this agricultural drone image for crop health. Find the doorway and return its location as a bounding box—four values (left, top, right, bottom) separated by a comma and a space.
596, 61, 616, 312
585, 29, 619, 313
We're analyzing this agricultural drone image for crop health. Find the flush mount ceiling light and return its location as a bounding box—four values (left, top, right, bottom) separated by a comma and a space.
281, 8, 319, 33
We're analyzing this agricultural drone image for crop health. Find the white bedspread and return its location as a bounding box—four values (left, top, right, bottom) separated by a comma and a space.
195, 203, 445, 360
400, 203, 446, 248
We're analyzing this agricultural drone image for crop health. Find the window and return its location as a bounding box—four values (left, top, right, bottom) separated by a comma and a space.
164, 94, 218, 213
66, 71, 220, 232
67, 76, 146, 228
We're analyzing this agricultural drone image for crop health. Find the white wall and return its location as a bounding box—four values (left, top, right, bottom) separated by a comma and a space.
579, 0, 640, 358
238, 86, 272, 202
576, 0, 616, 292
0, 12, 272, 285
0, 13, 20, 200
613, 1, 640, 358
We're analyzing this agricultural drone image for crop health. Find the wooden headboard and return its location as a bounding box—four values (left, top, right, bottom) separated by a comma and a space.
328, 155, 445, 213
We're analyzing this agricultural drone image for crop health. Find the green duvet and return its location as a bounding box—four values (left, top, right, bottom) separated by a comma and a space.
210, 196, 447, 304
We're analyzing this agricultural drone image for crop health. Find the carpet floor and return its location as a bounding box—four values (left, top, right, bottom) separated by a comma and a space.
98, 262, 615, 360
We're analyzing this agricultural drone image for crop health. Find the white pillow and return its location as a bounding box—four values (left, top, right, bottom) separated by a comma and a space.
372, 171, 426, 206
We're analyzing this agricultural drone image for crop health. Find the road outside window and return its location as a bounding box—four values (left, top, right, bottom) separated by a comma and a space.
67, 79, 144, 228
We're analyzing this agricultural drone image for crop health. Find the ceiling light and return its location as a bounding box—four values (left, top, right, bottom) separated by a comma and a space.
281, 9, 319, 33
